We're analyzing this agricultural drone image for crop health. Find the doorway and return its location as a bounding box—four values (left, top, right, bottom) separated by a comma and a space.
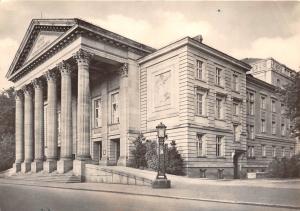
233, 150, 245, 179
111, 139, 120, 165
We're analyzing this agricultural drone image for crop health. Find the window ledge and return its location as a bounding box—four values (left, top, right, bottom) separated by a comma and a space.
217, 156, 226, 159
195, 114, 208, 118
195, 78, 207, 83
247, 157, 256, 160
232, 90, 240, 94
215, 84, 224, 89
262, 156, 267, 158
108, 123, 120, 126
215, 118, 225, 122
197, 156, 207, 158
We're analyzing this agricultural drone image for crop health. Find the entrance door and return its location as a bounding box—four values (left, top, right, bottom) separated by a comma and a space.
233, 150, 245, 179
111, 139, 120, 165
116, 140, 120, 162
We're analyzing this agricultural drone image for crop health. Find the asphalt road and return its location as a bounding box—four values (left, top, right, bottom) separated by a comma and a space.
0, 183, 296, 211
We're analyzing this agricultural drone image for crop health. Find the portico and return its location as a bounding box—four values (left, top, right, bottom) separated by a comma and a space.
7, 19, 154, 177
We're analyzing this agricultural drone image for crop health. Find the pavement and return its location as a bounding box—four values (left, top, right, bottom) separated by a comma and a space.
1, 175, 300, 210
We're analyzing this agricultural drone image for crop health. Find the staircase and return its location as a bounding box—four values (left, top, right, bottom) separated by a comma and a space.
7, 170, 81, 183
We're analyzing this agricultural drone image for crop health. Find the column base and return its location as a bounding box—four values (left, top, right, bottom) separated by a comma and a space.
57, 159, 73, 174
12, 163, 22, 173
44, 160, 57, 173
99, 158, 109, 166
21, 162, 31, 173
152, 178, 171, 189
31, 160, 43, 173
73, 160, 89, 182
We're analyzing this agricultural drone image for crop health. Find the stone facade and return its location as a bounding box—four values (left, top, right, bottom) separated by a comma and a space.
6, 18, 298, 179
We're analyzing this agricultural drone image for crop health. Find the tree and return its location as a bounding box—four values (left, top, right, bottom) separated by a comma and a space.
165, 140, 184, 175
281, 72, 300, 136
0, 87, 15, 172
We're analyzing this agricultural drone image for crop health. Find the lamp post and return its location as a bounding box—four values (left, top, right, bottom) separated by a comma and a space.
152, 122, 171, 188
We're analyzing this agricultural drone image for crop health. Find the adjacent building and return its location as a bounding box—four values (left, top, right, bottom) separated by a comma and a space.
6, 18, 298, 179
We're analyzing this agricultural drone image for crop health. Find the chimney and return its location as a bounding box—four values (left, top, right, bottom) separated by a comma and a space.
193, 35, 203, 43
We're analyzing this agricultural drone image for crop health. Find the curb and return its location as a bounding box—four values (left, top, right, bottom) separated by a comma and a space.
0, 180, 299, 210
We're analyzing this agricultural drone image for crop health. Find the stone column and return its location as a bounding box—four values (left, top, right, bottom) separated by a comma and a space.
21, 85, 34, 173
31, 78, 44, 173
13, 90, 24, 173
57, 61, 73, 173
118, 63, 129, 166
73, 49, 93, 179
44, 70, 58, 173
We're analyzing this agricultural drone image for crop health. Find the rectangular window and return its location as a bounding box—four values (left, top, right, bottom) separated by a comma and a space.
282, 147, 285, 157
196, 60, 203, 80
233, 102, 239, 116
216, 136, 224, 157
261, 96, 266, 109
272, 146, 276, 158
249, 93, 254, 115
261, 119, 266, 133
232, 73, 239, 91
197, 134, 206, 157
272, 121, 276, 135
216, 97, 222, 119
281, 103, 285, 115
249, 125, 254, 139
290, 148, 294, 158
94, 98, 102, 128
262, 145, 266, 157
233, 125, 240, 142
247, 146, 255, 158
215, 67, 222, 86
271, 100, 276, 112
281, 123, 285, 136
196, 91, 203, 116
111, 92, 119, 124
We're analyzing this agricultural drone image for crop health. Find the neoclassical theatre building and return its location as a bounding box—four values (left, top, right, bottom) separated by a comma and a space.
6, 18, 298, 179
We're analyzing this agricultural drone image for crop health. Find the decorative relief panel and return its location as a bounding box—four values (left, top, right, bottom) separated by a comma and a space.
154, 71, 171, 108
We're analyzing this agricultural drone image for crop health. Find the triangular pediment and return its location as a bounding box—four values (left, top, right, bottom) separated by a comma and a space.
6, 19, 77, 79
25, 31, 64, 63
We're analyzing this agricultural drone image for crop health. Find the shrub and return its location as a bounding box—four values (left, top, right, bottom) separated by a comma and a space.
267, 154, 300, 178
130, 135, 184, 175
130, 134, 147, 168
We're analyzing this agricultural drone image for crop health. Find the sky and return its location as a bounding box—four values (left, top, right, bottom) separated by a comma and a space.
0, 1, 300, 90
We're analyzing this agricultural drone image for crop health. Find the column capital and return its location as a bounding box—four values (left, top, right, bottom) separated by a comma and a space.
32, 78, 44, 89
44, 69, 58, 82
57, 60, 72, 75
119, 63, 128, 78
22, 85, 33, 96
15, 89, 24, 101
73, 49, 94, 65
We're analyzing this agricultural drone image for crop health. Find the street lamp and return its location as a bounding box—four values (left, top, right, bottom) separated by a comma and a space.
152, 122, 171, 188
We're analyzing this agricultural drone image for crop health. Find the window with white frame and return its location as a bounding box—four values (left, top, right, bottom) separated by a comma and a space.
261, 96, 266, 109
196, 60, 204, 80
216, 136, 224, 157
247, 146, 255, 158
271, 100, 276, 112
111, 92, 119, 124
262, 145, 266, 157
94, 98, 102, 128
216, 97, 223, 119
261, 119, 266, 133
215, 67, 222, 86
281, 123, 286, 136
232, 73, 239, 91
197, 134, 206, 157
195, 88, 206, 116
272, 146, 276, 158
272, 120, 276, 135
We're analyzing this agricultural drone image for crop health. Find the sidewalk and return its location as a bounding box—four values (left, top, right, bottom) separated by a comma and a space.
1, 176, 300, 209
